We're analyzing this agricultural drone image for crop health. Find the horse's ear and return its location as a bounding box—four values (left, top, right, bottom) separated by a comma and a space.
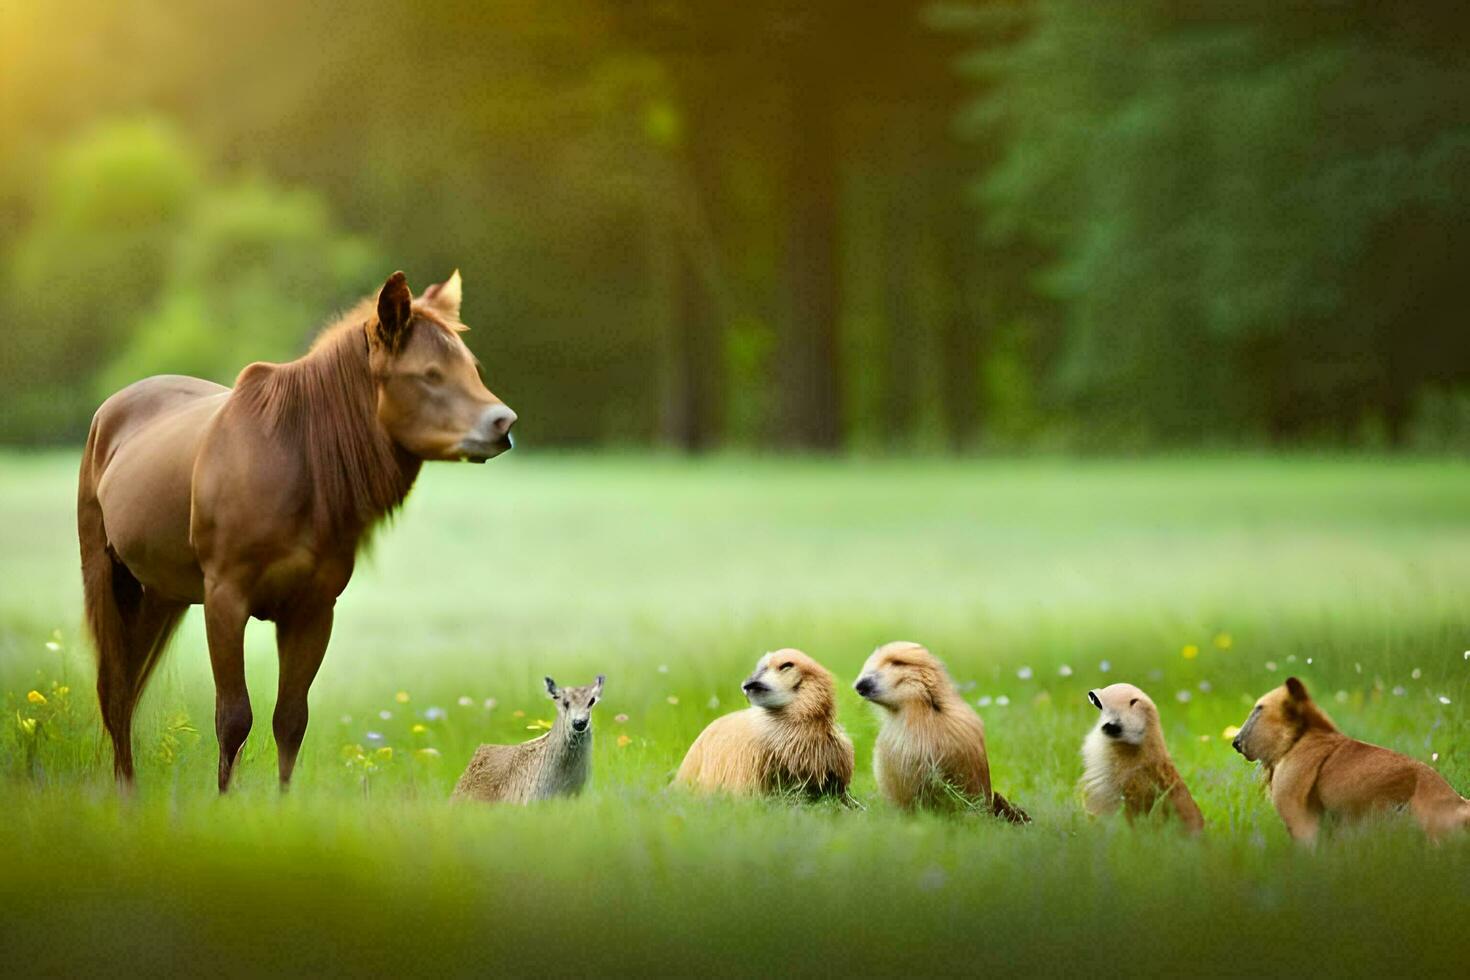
375, 271, 413, 349
422, 269, 462, 320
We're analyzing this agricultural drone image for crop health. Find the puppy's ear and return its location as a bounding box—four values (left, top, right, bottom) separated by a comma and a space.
1087, 690, 1102, 710
1285, 677, 1310, 703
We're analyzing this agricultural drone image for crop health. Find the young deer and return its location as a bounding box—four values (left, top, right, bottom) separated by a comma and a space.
452, 676, 604, 804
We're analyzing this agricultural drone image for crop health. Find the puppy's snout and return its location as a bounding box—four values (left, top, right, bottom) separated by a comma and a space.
1101, 721, 1123, 738
854, 676, 876, 698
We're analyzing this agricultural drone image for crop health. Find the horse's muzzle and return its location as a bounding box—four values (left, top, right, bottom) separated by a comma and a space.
457, 404, 517, 462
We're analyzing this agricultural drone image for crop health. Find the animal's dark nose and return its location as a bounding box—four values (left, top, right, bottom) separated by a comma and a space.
1101, 721, 1123, 738
855, 677, 876, 698
572, 718, 588, 732
741, 679, 766, 694
1231, 736, 1243, 754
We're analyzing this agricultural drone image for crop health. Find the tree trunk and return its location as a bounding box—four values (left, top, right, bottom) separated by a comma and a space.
780, 68, 843, 450
940, 216, 982, 451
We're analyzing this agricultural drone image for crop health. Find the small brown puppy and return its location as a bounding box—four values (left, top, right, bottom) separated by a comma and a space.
674, 649, 854, 798
1233, 676, 1470, 843
854, 641, 1029, 821
1082, 683, 1203, 834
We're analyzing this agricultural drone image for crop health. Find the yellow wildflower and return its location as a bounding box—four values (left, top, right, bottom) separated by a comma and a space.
512, 709, 526, 718
1222, 725, 1241, 739
527, 718, 553, 731
17, 714, 37, 736
1181, 645, 1199, 660
666, 695, 680, 706
375, 747, 393, 761
617, 734, 632, 748
395, 691, 410, 704
1214, 632, 1233, 650
26, 690, 46, 705
411, 723, 427, 735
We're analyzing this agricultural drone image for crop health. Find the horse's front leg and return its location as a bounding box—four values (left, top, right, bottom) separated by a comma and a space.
204, 581, 252, 793
273, 600, 334, 789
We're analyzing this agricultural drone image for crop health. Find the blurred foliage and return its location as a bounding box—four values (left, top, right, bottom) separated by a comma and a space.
100, 177, 377, 395
2, 120, 199, 441
0, 0, 1466, 448
957, 0, 1470, 445
0, 118, 374, 441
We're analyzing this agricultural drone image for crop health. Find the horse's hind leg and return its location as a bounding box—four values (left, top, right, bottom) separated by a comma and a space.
273, 601, 334, 788
105, 591, 187, 781
89, 555, 186, 784
204, 582, 252, 793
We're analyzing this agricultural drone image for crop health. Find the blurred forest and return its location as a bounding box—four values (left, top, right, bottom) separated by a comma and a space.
1, 1, 1467, 451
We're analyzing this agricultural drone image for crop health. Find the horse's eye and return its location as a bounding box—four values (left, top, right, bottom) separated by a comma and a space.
423, 367, 444, 385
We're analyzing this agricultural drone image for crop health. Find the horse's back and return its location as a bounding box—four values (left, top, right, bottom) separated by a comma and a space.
86, 375, 232, 603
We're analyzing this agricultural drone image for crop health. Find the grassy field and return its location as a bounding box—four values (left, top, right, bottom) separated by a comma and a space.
2, 451, 1468, 976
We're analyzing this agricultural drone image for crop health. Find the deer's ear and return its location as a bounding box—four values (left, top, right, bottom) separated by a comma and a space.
593, 674, 605, 697
1285, 677, 1310, 703
544, 677, 559, 699
375, 271, 413, 350
422, 269, 462, 319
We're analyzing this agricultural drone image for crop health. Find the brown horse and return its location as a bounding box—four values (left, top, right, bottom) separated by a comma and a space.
78, 270, 515, 791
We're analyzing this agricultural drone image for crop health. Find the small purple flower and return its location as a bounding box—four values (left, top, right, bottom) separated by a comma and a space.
365, 731, 384, 743
425, 706, 447, 722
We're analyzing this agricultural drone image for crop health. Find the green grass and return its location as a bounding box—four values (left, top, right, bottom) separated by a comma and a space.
2, 452, 1468, 976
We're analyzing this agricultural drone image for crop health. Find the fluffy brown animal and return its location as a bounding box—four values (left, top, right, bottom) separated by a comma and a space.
1082, 683, 1203, 834
674, 649, 854, 798
854, 641, 1028, 821
1233, 676, 1470, 843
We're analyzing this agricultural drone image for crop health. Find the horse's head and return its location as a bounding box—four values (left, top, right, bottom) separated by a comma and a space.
367, 270, 516, 463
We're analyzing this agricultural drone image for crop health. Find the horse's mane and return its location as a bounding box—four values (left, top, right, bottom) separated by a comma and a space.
233, 298, 452, 545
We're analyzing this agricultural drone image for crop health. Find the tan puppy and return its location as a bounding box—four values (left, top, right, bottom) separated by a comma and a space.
854, 641, 1029, 821
674, 649, 854, 798
1233, 677, 1470, 843
1082, 683, 1203, 834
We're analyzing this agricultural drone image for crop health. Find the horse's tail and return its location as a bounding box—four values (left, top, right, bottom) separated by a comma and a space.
992, 790, 1031, 824
79, 416, 144, 782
